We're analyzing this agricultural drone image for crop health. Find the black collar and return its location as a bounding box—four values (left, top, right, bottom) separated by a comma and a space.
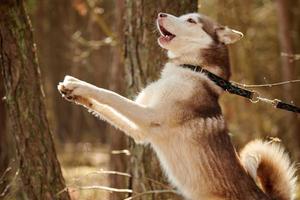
180, 64, 300, 114
180, 64, 253, 99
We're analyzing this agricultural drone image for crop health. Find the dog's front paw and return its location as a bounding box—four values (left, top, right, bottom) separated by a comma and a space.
57, 76, 87, 102
57, 82, 75, 101
63, 75, 80, 82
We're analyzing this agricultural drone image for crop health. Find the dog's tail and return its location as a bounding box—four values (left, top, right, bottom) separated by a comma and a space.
240, 140, 297, 200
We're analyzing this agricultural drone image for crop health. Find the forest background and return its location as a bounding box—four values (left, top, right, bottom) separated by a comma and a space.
0, 0, 300, 199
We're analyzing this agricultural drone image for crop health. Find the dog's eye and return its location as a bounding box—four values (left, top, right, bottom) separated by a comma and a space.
187, 18, 196, 24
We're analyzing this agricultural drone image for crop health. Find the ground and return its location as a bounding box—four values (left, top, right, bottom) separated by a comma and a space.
58, 142, 300, 200
59, 143, 110, 200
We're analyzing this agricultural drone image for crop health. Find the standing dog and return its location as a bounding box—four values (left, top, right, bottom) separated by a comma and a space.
58, 13, 297, 200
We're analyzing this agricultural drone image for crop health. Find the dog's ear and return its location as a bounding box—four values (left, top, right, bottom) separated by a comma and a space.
216, 27, 243, 44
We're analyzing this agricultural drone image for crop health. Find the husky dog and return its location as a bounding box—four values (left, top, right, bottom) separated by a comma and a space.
58, 13, 297, 200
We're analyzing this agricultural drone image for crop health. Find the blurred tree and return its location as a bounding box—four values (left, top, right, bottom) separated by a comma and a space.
32, 0, 112, 143
276, 0, 300, 160
276, 0, 296, 100
0, 1, 70, 199
108, 1, 128, 200
32, 0, 75, 142
123, 1, 197, 199
68, 0, 113, 143
0, 68, 9, 196
201, 0, 300, 162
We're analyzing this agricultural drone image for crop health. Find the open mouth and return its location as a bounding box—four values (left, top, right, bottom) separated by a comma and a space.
157, 22, 176, 42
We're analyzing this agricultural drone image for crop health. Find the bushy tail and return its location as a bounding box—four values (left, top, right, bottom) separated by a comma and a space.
240, 140, 297, 200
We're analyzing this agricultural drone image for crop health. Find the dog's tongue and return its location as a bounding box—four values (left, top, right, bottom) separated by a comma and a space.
158, 35, 172, 44
159, 35, 174, 42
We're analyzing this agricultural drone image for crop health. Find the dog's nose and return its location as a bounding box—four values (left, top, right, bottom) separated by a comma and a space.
158, 13, 167, 18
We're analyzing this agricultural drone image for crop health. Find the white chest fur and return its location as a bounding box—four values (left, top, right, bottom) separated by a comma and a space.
133, 63, 220, 199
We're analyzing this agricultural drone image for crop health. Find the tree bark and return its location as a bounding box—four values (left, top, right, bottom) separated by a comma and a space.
33, 0, 111, 143
124, 1, 197, 199
41, 0, 75, 142
0, 62, 9, 196
0, 1, 70, 199
276, 0, 296, 100
108, 1, 129, 200
0, 73, 7, 167
276, 0, 300, 161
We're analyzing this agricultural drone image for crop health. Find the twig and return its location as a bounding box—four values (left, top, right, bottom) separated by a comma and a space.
90, 170, 171, 189
0, 168, 19, 198
86, 170, 131, 177
0, 167, 12, 184
72, 31, 115, 50
56, 185, 133, 197
56, 168, 174, 197
123, 189, 177, 200
68, 169, 171, 189
143, 177, 172, 190
85, 0, 116, 39
0, 185, 10, 197
281, 52, 300, 61
74, 185, 133, 193
231, 79, 300, 88
111, 149, 131, 156
67, 169, 131, 184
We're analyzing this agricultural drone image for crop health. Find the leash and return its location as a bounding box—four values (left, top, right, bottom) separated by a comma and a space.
180, 64, 300, 114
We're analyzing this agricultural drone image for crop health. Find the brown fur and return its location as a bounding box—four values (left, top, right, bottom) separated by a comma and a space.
198, 15, 231, 79
240, 140, 297, 200
192, 128, 269, 199
201, 46, 231, 80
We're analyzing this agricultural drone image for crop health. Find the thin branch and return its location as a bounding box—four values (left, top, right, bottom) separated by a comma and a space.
143, 177, 172, 189
85, 0, 116, 39
231, 79, 300, 88
62, 168, 169, 197
281, 52, 300, 61
111, 149, 131, 156
0, 168, 19, 198
74, 185, 133, 193
0, 167, 12, 184
86, 170, 131, 177
67, 170, 131, 184
56, 169, 174, 197
72, 31, 115, 50
0, 185, 10, 197
123, 189, 177, 200
56, 185, 133, 197
90, 170, 171, 189
68, 169, 171, 189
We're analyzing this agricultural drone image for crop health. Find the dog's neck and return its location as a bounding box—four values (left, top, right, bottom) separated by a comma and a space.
168, 45, 231, 80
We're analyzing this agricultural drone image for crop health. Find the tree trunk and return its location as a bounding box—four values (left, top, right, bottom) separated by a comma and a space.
33, 0, 111, 143
41, 0, 75, 142
276, 0, 296, 101
276, 0, 300, 161
0, 1, 70, 199
0, 72, 7, 167
124, 1, 197, 199
0, 63, 9, 196
108, 1, 129, 200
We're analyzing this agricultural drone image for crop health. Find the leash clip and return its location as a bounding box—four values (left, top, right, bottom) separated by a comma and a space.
250, 91, 280, 107
257, 96, 276, 105
250, 91, 260, 103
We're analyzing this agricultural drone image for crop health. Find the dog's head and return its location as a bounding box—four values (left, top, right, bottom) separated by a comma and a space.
156, 12, 243, 57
